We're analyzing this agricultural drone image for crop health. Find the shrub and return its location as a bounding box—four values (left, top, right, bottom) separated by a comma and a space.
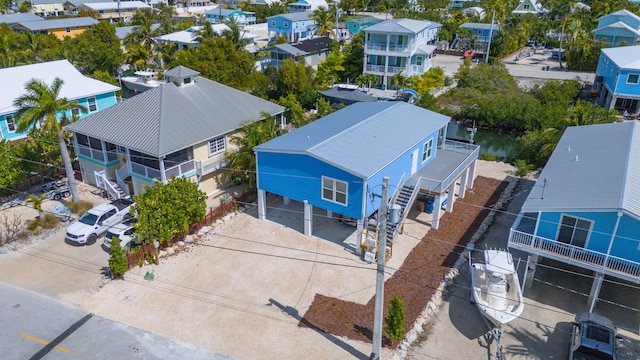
67, 200, 94, 215
443, 76, 453, 86
384, 295, 406, 341
480, 153, 498, 161
0, 213, 23, 246
145, 251, 155, 265
108, 237, 128, 279
514, 159, 534, 177
40, 213, 59, 229
26, 220, 40, 235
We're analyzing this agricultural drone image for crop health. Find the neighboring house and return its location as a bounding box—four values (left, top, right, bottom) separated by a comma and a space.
205, 9, 256, 25
458, 22, 499, 47
63, 0, 105, 15
12, 17, 98, 40
267, 12, 316, 43
509, 122, 640, 311
77, 1, 151, 22
451, 0, 480, 9
261, 36, 331, 70
288, 0, 327, 12
65, 66, 285, 199
318, 84, 378, 107
511, 0, 547, 15
593, 45, 640, 111
250, 0, 280, 5
363, 18, 442, 88
30, 0, 66, 18
463, 6, 486, 19
593, 9, 640, 46
0, 60, 119, 141
346, 16, 382, 36
115, 23, 162, 41
254, 101, 479, 253
0, 12, 43, 26
156, 24, 260, 52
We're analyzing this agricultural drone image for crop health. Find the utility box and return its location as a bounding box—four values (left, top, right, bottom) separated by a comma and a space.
389, 204, 401, 224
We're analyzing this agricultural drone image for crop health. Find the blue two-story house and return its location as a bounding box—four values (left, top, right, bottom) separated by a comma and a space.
0, 59, 119, 141
363, 18, 442, 88
267, 12, 316, 43
592, 45, 640, 112
458, 23, 499, 44
593, 9, 640, 46
288, 0, 327, 12
204, 9, 256, 25
254, 102, 479, 254
509, 122, 640, 311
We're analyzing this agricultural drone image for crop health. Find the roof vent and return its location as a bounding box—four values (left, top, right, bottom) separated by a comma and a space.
568, 146, 571, 151
307, 136, 310, 141
575, 155, 579, 161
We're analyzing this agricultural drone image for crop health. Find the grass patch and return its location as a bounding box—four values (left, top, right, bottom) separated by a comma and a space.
66, 200, 94, 215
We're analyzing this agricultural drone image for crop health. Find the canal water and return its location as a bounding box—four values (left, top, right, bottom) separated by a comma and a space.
446, 122, 518, 159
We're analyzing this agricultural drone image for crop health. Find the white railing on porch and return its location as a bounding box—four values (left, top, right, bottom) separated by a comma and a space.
115, 165, 130, 197
509, 229, 640, 282
197, 155, 228, 177
130, 162, 161, 180
76, 144, 117, 164
164, 159, 196, 179
95, 170, 120, 200
414, 140, 480, 194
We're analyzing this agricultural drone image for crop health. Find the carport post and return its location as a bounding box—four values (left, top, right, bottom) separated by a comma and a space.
459, 169, 468, 199
257, 189, 266, 220
587, 272, 604, 313
303, 200, 313, 236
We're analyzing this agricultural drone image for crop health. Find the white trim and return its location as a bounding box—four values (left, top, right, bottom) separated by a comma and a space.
421, 138, 433, 162
321, 176, 348, 206
208, 135, 226, 156
555, 213, 594, 248
626, 73, 639, 84
5, 115, 16, 133
87, 97, 98, 113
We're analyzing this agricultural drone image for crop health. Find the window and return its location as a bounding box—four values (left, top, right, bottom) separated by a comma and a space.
478, 30, 483, 35
71, 107, 80, 118
284, 22, 288, 28
322, 176, 348, 206
422, 139, 433, 162
523, 4, 530, 9
208, 135, 226, 155
271, 21, 275, 26
5, 115, 16, 133
416, 56, 423, 66
65, 27, 70, 33
557, 215, 592, 248
87, 97, 97, 112
627, 74, 639, 84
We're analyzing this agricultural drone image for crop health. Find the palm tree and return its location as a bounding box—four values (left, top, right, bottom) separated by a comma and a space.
377, 0, 392, 20
26, 193, 47, 220
13, 78, 86, 202
311, 5, 336, 38
223, 17, 247, 50
193, 21, 217, 43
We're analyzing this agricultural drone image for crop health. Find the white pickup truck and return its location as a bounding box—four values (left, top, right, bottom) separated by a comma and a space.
66, 199, 134, 245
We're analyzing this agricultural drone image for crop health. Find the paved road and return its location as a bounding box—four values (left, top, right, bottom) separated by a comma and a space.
0, 282, 231, 360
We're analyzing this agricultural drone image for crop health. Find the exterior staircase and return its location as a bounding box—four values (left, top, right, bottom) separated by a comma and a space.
95, 170, 129, 200
385, 184, 417, 243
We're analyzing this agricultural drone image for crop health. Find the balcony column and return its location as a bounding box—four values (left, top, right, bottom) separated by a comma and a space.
356, 220, 364, 256
587, 272, 605, 313
467, 159, 477, 189
283, 196, 290, 205
524, 254, 538, 289
257, 189, 267, 220
431, 194, 442, 229
445, 187, 455, 212
303, 200, 313, 236
458, 169, 469, 199
159, 157, 167, 183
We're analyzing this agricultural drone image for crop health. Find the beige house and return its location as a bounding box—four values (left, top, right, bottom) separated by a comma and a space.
65, 66, 285, 199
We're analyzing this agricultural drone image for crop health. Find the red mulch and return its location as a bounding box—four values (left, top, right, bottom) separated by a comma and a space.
300, 176, 507, 348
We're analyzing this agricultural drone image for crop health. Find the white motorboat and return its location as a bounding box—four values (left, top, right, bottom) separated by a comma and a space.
470, 249, 524, 327
120, 71, 163, 93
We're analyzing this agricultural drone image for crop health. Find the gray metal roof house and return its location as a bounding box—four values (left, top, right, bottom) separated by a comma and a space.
254, 101, 479, 253
65, 66, 285, 198
509, 121, 640, 311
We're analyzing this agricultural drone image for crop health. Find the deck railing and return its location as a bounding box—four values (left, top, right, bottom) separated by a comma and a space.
130, 162, 161, 180
165, 159, 196, 179
197, 155, 228, 177
509, 229, 640, 282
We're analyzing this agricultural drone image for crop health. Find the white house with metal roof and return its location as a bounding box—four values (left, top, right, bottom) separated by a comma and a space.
593, 9, 640, 46
254, 102, 479, 253
65, 66, 285, 199
509, 122, 640, 311
77, 1, 151, 22
592, 45, 640, 111
156, 25, 260, 52
0, 60, 119, 142
363, 18, 441, 88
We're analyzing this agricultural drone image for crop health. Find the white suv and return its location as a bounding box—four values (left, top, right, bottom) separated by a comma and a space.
104, 220, 140, 251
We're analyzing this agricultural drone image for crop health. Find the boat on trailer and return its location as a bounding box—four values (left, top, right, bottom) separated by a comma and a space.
470, 248, 524, 327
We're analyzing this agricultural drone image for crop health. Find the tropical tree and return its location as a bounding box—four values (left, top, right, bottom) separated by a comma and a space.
315, 52, 345, 86
311, 5, 336, 38
194, 21, 217, 42
222, 17, 247, 49
26, 193, 47, 220
13, 78, 86, 201
63, 21, 124, 75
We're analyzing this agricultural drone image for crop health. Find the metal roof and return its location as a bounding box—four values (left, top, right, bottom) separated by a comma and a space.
364, 18, 441, 34
254, 102, 450, 179
65, 72, 284, 157
0, 59, 119, 116
0, 13, 43, 24
319, 86, 378, 104
81, 1, 150, 10
14, 17, 98, 31
267, 11, 313, 22
521, 122, 640, 218
601, 9, 640, 22
164, 66, 200, 79
116, 23, 161, 40
601, 45, 640, 70
460, 23, 499, 31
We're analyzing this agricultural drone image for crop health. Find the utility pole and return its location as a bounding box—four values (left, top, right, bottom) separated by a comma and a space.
371, 176, 390, 360
485, 11, 495, 64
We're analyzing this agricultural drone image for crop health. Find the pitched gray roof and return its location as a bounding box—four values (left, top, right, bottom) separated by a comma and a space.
0, 13, 43, 25
115, 23, 161, 40
601, 9, 640, 22
164, 66, 200, 79
365, 18, 441, 34
601, 45, 640, 70
522, 122, 640, 218
254, 102, 450, 178
267, 11, 313, 22
66, 74, 284, 157
14, 17, 98, 31
460, 23, 499, 31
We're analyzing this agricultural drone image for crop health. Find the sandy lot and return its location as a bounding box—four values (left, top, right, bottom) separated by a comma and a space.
0, 161, 516, 359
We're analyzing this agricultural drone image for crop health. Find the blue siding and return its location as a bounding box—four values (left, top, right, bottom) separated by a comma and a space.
536, 211, 640, 262
257, 152, 364, 219
615, 69, 640, 96
596, 53, 620, 95
268, 15, 316, 41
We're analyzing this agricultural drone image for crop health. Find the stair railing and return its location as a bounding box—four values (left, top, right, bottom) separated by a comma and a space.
387, 184, 420, 243
115, 165, 130, 197
94, 170, 120, 200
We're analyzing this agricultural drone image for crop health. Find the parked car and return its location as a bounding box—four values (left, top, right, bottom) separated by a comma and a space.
569, 312, 621, 360
66, 198, 134, 245
104, 219, 140, 251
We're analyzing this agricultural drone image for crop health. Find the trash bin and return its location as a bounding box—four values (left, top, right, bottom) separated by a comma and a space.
425, 196, 435, 214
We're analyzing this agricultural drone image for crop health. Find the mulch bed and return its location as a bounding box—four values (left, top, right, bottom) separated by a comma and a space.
300, 176, 507, 348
